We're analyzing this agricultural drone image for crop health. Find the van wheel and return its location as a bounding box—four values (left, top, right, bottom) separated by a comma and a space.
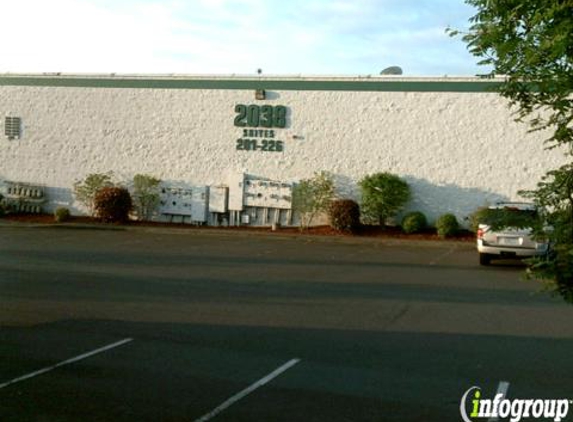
479, 253, 491, 266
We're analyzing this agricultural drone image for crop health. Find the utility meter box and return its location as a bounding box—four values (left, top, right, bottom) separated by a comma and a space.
3, 181, 46, 213
228, 173, 293, 212
228, 173, 245, 211
191, 186, 209, 223
160, 186, 193, 215
244, 176, 293, 210
209, 186, 229, 213
159, 185, 209, 223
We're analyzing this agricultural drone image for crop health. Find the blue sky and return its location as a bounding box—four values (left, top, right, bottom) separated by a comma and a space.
0, 0, 484, 76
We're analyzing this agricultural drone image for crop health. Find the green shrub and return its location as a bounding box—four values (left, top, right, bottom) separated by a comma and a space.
328, 199, 360, 233
359, 172, 410, 226
132, 174, 161, 221
73, 172, 114, 216
54, 207, 71, 223
436, 213, 459, 238
292, 171, 335, 230
0, 194, 5, 217
401, 211, 427, 234
94, 187, 132, 223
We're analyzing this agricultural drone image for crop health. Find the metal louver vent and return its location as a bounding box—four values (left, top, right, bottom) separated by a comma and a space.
5, 116, 21, 139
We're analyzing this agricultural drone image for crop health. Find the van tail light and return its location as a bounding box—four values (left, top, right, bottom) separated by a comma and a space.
477, 228, 484, 239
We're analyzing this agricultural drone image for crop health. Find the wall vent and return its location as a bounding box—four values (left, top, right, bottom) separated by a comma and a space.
5, 116, 21, 139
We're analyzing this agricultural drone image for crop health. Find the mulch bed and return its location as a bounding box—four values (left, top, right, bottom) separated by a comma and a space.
2, 213, 474, 242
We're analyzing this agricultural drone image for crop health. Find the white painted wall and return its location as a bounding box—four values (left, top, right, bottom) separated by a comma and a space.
0, 76, 567, 226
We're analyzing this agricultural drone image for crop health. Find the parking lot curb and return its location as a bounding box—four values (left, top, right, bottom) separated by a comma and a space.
0, 221, 126, 231
0, 219, 474, 248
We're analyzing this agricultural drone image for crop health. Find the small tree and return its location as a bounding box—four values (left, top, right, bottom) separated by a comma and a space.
359, 172, 410, 226
73, 172, 114, 216
132, 174, 162, 221
292, 171, 335, 231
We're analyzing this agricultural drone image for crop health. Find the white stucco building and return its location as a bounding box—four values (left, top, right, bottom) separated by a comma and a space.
0, 74, 567, 226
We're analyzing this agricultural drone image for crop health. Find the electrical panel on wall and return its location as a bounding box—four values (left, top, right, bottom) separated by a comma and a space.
191, 186, 209, 223
159, 185, 209, 223
227, 173, 293, 212
208, 186, 229, 213
243, 175, 293, 210
2, 181, 45, 213
228, 173, 245, 211
160, 186, 193, 215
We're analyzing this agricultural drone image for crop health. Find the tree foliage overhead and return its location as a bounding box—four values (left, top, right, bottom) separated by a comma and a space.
451, 0, 573, 302
450, 0, 573, 148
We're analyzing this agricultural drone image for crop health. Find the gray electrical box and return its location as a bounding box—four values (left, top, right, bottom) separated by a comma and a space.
159, 185, 209, 223
244, 177, 293, 210
208, 185, 229, 213
2, 181, 46, 213
191, 186, 209, 222
227, 173, 293, 212
228, 173, 245, 211
160, 186, 193, 215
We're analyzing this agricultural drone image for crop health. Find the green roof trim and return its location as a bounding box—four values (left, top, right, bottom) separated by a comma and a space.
0, 76, 503, 93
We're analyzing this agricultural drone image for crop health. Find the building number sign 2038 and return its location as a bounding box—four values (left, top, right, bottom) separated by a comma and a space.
234, 104, 287, 128
234, 104, 287, 153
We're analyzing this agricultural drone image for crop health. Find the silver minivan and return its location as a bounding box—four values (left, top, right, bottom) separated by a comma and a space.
476, 202, 550, 265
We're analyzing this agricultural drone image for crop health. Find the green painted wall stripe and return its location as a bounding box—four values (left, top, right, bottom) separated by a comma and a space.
0, 76, 503, 93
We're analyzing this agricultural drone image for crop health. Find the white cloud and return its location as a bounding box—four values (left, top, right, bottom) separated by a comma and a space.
1, 0, 179, 72
0, 0, 482, 75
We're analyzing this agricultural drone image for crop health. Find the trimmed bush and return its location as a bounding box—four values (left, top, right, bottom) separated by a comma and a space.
328, 199, 360, 233
94, 187, 132, 223
401, 211, 427, 234
436, 213, 459, 238
54, 207, 71, 223
359, 172, 410, 226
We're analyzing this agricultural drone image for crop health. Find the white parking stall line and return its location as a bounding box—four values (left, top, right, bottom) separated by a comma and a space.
488, 381, 510, 422
193, 358, 301, 422
429, 245, 458, 266
0, 338, 133, 390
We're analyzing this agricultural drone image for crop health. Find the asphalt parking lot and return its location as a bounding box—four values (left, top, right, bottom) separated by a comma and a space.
1, 226, 572, 421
